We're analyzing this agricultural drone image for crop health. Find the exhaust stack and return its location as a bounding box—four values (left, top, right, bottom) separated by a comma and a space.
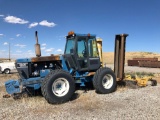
35, 31, 41, 57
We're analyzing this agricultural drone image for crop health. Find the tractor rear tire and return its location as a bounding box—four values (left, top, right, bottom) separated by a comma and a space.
41, 69, 75, 104
93, 67, 117, 94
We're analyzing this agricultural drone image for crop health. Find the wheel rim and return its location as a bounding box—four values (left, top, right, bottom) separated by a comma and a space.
102, 74, 113, 89
5, 70, 10, 74
52, 78, 69, 97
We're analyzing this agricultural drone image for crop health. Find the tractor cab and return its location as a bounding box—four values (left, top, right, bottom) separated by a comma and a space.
64, 31, 101, 72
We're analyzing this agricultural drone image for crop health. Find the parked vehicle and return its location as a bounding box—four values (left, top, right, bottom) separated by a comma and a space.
5, 31, 128, 104
0, 62, 15, 74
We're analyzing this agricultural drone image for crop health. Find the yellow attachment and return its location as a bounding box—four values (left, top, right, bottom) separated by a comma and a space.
125, 75, 152, 87
96, 38, 103, 66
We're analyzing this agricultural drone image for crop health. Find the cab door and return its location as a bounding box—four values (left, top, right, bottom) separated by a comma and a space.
88, 38, 101, 71
77, 38, 88, 70
76, 37, 100, 71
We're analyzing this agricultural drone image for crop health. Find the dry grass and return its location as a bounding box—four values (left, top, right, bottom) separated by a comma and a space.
0, 73, 19, 89
103, 52, 160, 64
0, 52, 160, 119
0, 74, 127, 119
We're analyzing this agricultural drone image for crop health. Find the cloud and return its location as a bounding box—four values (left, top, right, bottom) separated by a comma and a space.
3, 42, 8, 45
28, 20, 56, 28
41, 47, 46, 50
41, 44, 47, 50
45, 48, 54, 52
4, 16, 29, 24
0, 15, 4, 17
15, 44, 26, 48
28, 22, 38, 28
27, 50, 34, 55
42, 43, 47, 46
0, 50, 6, 52
10, 38, 14, 40
0, 34, 4, 36
16, 50, 22, 53
39, 20, 56, 27
16, 34, 21, 37
27, 50, 32, 53
56, 49, 62, 52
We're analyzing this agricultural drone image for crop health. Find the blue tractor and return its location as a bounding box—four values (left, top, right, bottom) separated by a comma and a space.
5, 31, 120, 104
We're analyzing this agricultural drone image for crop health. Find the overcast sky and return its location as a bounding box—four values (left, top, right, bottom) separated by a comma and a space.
0, 0, 160, 59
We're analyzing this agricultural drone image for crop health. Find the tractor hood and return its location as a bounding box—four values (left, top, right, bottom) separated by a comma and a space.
31, 55, 60, 62
16, 55, 61, 63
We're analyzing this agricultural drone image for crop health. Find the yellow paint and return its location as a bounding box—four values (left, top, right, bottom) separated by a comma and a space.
96, 38, 103, 66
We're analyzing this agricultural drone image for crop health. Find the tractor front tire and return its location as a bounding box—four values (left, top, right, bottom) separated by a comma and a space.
41, 70, 54, 97
41, 69, 75, 104
93, 67, 117, 94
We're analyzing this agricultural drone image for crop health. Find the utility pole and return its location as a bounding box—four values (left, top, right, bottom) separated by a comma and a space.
9, 42, 10, 61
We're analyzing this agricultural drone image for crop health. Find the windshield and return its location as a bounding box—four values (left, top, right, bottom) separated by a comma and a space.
64, 39, 75, 54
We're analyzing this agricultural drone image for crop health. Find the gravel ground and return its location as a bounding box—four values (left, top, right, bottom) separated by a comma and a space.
107, 64, 160, 74
0, 66, 160, 120
0, 85, 160, 120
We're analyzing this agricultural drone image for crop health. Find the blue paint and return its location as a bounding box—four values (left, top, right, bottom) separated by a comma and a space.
74, 71, 93, 86
75, 33, 96, 37
34, 84, 41, 90
5, 80, 20, 94
40, 69, 50, 77
22, 76, 42, 83
4, 33, 98, 95
60, 55, 69, 71
56, 83, 61, 89
69, 68, 74, 74
80, 77, 86, 86
16, 58, 31, 63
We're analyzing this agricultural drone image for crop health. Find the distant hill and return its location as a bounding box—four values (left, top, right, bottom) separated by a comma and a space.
0, 58, 15, 62
1, 52, 160, 64
103, 52, 160, 64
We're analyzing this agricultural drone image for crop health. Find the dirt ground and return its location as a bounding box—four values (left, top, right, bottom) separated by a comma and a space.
0, 64, 160, 119
0, 72, 160, 119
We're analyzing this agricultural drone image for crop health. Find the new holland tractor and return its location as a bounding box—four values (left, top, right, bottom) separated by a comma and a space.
5, 31, 127, 104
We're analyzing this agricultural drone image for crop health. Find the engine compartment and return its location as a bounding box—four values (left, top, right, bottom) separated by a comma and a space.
16, 61, 62, 79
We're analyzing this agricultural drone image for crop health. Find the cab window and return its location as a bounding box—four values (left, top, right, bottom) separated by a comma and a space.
65, 39, 75, 54
88, 39, 99, 57
77, 39, 87, 58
